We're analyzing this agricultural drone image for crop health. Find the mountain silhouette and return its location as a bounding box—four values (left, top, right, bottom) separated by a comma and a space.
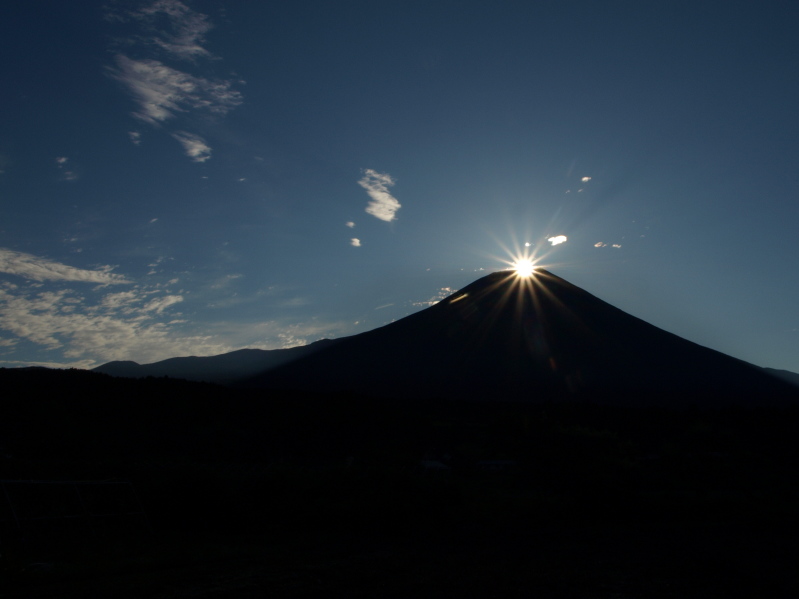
96, 270, 798, 407
243, 270, 797, 406
94, 339, 340, 384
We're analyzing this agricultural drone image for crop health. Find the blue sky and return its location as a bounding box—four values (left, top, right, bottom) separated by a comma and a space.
1, 0, 798, 372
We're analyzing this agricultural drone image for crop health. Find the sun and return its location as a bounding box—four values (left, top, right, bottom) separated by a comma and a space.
489, 233, 553, 278
512, 258, 536, 277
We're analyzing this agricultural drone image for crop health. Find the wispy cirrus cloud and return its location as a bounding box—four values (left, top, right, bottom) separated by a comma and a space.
0, 284, 222, 365
0, 249, 130, 285
133, 0, 213, 60
55, 156, 78, 181
106, 2, 243, 164
0, 284, 348, 367
0, 251, 349, 367
108, 55, 243, 125
143, 294, 183, 314
358, 169, 401, 222
172, 131, 211, 162
100, 290, 142, 311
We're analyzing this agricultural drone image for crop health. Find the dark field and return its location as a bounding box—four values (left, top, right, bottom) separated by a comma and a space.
2, 368, 798, 597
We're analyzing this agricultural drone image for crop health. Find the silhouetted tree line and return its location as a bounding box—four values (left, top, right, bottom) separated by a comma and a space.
2, 367, 799, 544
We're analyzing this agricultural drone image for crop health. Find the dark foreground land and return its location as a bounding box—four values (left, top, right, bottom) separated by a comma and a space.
2, 367, 799, 597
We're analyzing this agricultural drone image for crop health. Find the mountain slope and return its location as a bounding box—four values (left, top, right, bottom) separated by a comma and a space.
243, 270, 797, 406
764, 368, 799, 388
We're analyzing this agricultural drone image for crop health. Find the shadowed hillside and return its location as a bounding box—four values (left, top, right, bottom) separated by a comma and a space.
2, 366, 799, 597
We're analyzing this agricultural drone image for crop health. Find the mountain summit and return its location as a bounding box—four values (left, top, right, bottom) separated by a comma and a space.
244, 269, 797, 406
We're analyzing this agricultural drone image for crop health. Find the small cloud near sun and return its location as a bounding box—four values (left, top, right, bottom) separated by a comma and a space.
581, 176, 592, 182
350, 238, 361, 247
524, 242, 531, 247
594, 242, 607, 248
413, 287, 455, 307
548, 235, 568, 246
346, 221, 355, 228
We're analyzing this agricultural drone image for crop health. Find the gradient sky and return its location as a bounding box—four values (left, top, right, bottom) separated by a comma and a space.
1, 0, 798, 372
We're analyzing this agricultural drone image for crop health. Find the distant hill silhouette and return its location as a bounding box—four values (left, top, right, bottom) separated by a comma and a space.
94, 339, 341, 384
96, 269, 798, 407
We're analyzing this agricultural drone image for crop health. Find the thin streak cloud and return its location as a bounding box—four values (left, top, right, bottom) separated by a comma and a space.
134, 0, 213, 60
0, 249, 130, 285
